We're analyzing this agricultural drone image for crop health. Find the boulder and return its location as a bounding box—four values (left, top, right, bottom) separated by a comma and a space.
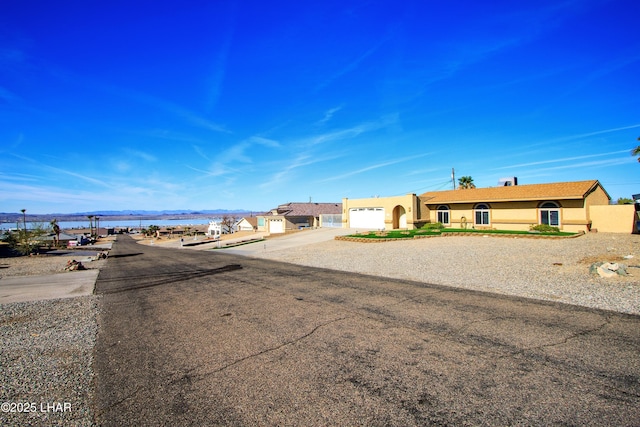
591, 261, 629, 278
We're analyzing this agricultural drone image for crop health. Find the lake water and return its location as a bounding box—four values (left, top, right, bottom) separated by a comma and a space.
1, 218, 220, 231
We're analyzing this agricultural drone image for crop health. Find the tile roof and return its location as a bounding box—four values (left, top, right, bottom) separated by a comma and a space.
420, 180, 608, 204
238, 216, 258, 227
266, 202, 342, 217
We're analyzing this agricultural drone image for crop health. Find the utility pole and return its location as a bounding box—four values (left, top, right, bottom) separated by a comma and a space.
451, 168, 455, 190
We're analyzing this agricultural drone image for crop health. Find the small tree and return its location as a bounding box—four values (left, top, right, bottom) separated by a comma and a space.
616, 197, 634, 205
221, 215, 237, 234
147, 225, 160, 238
7, 222, 48, 255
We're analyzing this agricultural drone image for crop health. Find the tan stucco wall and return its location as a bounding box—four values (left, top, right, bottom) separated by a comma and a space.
345, 182, 615, 232
342, 194, 419, 229
424, 199, 597, 232
590, 205, 637, 233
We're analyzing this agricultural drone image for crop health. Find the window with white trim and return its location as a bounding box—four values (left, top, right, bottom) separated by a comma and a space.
474, 203, 490, 225
540, 202, 560, 226
436, 205, 450, 225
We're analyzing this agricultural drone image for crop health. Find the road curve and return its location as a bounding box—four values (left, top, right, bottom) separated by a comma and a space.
93, 235, 640, 426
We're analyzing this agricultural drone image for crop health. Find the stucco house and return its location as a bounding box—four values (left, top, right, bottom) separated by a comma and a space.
207, 221, 231, 238
420, 180, 610, 233
258, 202, 342, 234
342, 179, 636, 233
234, 217, 258, 232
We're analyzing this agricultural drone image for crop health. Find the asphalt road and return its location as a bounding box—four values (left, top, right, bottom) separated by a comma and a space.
94, 235, 640, 426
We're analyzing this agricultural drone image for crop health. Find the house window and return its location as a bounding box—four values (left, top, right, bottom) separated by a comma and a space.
474, 203, 490, 225
437, 205, 450, 225
540, 202, 560, 227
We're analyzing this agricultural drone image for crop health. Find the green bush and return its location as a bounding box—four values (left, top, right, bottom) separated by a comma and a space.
421, 222, 444, 230
530, 224, 560, 233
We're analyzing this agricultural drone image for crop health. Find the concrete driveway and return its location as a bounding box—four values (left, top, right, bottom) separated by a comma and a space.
0, 270, 99, 304
215, 227, 363, 255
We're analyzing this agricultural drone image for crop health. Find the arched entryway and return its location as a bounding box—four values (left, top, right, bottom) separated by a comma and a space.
392, 205, 407, 229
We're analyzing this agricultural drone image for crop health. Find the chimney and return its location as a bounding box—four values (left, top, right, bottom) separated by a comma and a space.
498, 177, 518, 186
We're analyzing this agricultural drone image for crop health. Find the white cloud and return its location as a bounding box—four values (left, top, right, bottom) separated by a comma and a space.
317, 152, 430, 183
315, 105, 344, 126
123, 148, 157, 162
492, 149, 631, 171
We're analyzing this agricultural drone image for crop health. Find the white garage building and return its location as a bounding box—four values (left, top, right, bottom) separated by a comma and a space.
257, 202, 343, 234
342, 194, 420, 230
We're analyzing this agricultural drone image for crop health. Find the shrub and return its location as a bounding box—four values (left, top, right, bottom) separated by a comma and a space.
530, 224, 560, 233
421, 222, 444, 230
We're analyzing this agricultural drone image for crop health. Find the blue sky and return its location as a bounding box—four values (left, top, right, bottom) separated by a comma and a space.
1, 1, 639, 214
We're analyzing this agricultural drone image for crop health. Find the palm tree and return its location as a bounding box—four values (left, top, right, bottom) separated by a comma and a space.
632, 137, 640, 162
50, 219, 61, 247
458, 176, 476, 189
87, 215, 94, 238
21, 209, 27, 232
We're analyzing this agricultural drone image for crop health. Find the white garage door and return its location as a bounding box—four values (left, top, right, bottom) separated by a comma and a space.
349, 208, 385, 229
269, 219, 284, 233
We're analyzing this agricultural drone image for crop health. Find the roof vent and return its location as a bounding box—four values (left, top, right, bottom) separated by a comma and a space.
498, 177, 518, 186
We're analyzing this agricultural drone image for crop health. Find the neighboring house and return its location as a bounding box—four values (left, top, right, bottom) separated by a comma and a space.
40, 232, 83, 246
257, 202, 342, 234
234, 217, 258, 232
342, 180, 636, 233
207, 221, 231, 238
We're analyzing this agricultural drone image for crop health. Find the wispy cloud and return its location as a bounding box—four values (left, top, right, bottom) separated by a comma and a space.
547, 124, 640, 144
1, 133, 24, 154
247, 136, 280, 148
259, 152, 345, 190
0, 86, 19, 104
9, 153, 114, 189
51, 68, 232, 134
192, 145, 211, 162
492, 149, 632, 171
529, 157, 635, 173
138, 95, 229, 134
123, 148, 157, 162
302, 114, 399, 147
315, 105, 344, 126
191, 135, 282, 178
316, 38, 388, 91
317, 152, 431, 183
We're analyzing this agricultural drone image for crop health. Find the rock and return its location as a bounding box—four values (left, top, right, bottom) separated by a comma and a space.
64, 259, 86, 271
591, 261, 629, 278
597, 265, 618, 278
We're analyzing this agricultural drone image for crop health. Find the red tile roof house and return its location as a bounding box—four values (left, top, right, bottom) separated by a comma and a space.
258, 202, 342, 234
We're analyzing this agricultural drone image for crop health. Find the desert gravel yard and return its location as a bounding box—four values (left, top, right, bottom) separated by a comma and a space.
253, 232, 640, 315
